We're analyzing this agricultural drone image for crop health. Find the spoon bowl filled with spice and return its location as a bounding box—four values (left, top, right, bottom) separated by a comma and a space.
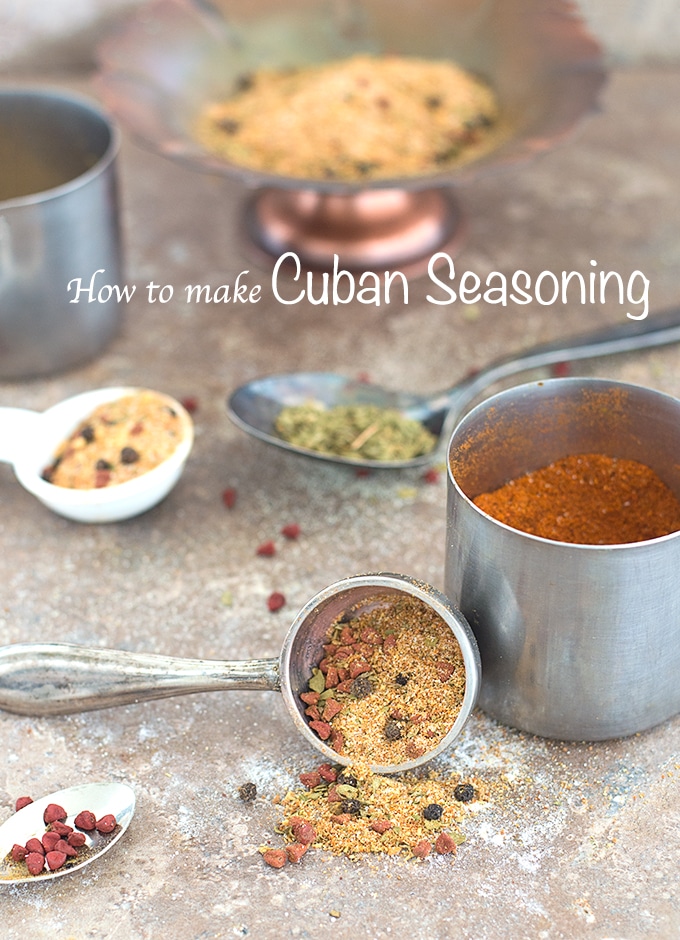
0, 386, 194, 523
445, 377, 680, 741
0, 573, 480, 775
227, 306, 680, 468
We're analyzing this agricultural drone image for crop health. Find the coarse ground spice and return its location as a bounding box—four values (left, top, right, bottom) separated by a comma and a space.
44, 391, 185, 489
301, 594, 466, 765
274, 403, 437, 462
260, 762, 495, 863
195, 54, 501, 183
473, 453, 680, 544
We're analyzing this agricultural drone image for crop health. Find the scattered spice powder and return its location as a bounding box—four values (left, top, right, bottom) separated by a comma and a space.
301, 594, 466, 765
260, 762, 487, 864
274, 403, 437, 462
43, 391, 186, 489
473, 453, 680, 544
195, 54, 501, 182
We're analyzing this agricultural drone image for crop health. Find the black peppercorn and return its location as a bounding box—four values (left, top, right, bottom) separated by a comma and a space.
350, 675, 374, 699
453, 783, 475, 803
337, 772, 358, 789
80, 425, 95, 443
96, 459, 113, 471
394, 673, 409, 686
384, 719, 402, 741
422, 803, 443, 821
341, 799, 361, 816
120, 447, 139, 464
237, 782, 257, 802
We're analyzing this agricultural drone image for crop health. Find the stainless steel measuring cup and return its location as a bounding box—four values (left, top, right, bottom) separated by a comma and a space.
445, 377, 680, 741
0, 89, 121, 379
0, 573, 480, 774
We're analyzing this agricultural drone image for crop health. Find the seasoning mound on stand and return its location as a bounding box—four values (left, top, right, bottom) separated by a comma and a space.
300, 594, 467, 765
473, 453, 680, 544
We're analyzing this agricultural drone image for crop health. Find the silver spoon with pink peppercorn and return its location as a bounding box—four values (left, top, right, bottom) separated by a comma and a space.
0, 781, 135, 884
0, 573, 480, 776
227, 307, 680, 469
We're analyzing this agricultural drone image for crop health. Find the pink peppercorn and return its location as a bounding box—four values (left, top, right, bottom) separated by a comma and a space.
74, 810, 97, 831
45, 850, 67, 871
262, 848, 287, 869
43, 803, 67, 825
256, 540, 276, 557
281, 523, 301, 540
267, 592, 286, 612
221, 487, 237, 509
25, 853, 45, 875
95, 814, 117, 834
15, 796, 33, 812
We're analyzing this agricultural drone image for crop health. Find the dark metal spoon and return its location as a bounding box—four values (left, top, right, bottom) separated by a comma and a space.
227, 308, 680, 469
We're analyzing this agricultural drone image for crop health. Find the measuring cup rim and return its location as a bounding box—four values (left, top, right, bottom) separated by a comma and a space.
278, 571, 481, 774
446, 376, 680, 549
0, 87, 121, 210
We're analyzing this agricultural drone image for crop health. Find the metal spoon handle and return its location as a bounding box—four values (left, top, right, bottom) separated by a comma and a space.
434, 306, 680, 429
0, 643, 281, 716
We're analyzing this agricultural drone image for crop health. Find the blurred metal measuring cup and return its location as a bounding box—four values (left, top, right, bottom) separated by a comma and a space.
0, 89, 122, 379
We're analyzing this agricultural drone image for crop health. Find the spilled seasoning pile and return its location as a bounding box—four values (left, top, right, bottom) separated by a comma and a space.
260, 761, 490, 867
300, 593, 466, 764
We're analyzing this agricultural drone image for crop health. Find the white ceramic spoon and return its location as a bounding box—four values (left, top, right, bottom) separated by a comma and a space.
0, 386, 194, 523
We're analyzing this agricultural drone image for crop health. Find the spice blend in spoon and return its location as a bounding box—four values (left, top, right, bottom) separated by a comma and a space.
300, 594, 466, 765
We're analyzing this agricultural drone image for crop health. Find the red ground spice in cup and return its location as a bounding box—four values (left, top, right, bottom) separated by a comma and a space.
473, 453, 680, 544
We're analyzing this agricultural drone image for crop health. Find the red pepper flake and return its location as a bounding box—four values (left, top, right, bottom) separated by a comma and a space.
291, 820, 316, 845
355, 468, 372, 478
551, 361, 572, 378
285, 842, 309, 863
370, 820, 393, 834
261, 848, 287, 869
94, 469, 111, 488
299, 771, 322, 789
221, 487, 237, 509
317, 764, 337, 783
267, 591, 286, 612
43, 804, 67, 825
322, 699, 342, 721
180, 396, 199, 414
435, 832, 457, 855
330, 813, 351, 825
422, 467, 440, 484
412, 839, 432, 859
308, 720, 332, 741
15, 796, 33, 812
281, 523, 301, 540
300, 691, 320, 706
256, 540, 276, 557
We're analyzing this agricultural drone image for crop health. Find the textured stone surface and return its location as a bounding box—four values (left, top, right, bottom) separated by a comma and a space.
0, 66, 679, 938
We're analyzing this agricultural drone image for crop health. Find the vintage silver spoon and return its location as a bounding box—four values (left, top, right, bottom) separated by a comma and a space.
0, 782, 135, 885
227, 308, 680, 469
0, 574, 480, 776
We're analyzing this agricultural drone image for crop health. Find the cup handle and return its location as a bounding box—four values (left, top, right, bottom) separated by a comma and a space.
0, 407, 41, 465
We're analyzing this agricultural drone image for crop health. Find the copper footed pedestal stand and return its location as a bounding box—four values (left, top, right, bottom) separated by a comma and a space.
97, 0, 606, 275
